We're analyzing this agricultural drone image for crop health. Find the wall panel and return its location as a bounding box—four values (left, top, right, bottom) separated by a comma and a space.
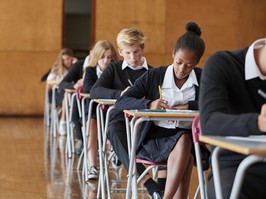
0, 0, 62, 115
0, 0, 266, 115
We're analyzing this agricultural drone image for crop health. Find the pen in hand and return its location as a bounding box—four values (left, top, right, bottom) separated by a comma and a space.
128, 79, 133, 86
158, 85, 162, 99
258, 89, 266, 100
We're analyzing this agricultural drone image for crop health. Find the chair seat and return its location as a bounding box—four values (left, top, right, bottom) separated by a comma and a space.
136, 158, 166, 166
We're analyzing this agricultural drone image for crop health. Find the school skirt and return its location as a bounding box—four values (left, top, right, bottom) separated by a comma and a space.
136, 124, 192, 163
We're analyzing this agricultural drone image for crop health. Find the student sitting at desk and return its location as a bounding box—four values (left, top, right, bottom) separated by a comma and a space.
90, 27, 151, 177
83, 39, 118, 180
199, 38, 266, 198
115, 22, 205, 199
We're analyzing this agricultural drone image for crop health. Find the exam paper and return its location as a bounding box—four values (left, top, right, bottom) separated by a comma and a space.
226, 135, 266, 142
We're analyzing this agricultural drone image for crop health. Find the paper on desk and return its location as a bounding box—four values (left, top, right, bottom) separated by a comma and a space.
165, 109, 199, 114
226, 135, 266, 142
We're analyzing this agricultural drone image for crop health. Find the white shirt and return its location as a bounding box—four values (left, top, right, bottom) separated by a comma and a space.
245, 38, 266, 80
121, 57, 149, 70
154, 64, 198, 129
83, 55, 90, 70
96, 65, 103, 79
47, 67, 69, 81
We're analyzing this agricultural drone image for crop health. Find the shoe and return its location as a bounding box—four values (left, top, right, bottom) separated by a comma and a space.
111, 152, 122, 169
75, 139, 83, 155
58, 120, 66, 136
152, 191, 164, 199
87, 166, 98, 180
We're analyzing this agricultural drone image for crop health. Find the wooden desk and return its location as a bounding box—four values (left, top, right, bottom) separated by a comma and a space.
124, 109, 199, 199
200, 135, 266, 199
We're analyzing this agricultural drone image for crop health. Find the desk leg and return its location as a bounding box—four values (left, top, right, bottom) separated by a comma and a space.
126, 118, 144, 199
103, 106, 115, 199
212, 147, 223, 199
96, 104, 106, 199
65, 92, 72, 158
81, 97, 88, 180
230, 155, 266, 199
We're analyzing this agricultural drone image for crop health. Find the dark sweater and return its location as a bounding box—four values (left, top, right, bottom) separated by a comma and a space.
83, 66, 97, 93
90, 60, 150, 121
59, 59, 84, 90
199, 47, 266, 168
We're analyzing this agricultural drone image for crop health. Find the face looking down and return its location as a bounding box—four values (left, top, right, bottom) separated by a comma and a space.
172, 48, 198, 80
119, 44, 144, 67
98, 49, 113, 71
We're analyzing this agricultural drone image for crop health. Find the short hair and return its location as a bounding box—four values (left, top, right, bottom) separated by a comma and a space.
88, 40, 118, 67
174, 22, 205, 62
117, 28, 145, 50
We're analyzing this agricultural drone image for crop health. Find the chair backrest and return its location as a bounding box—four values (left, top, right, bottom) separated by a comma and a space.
191, 115, 209, 199
192, 114, 202, 143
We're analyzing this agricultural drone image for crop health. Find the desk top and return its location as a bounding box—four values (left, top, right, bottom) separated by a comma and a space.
124, 109, 199, 118
80, 93, 90, 98
64, 89, 76, 93
200, 135, 266, 155
93, 99, 116, 105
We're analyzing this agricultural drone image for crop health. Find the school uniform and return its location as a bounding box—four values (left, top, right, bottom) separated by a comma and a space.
114, 65, 201, 172
199, 39, 266, 199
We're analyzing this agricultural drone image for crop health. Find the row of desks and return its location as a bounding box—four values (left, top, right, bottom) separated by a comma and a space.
66, 90, 266, 199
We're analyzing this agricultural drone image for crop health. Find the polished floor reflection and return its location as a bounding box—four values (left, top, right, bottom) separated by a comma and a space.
0, 117, 200, 199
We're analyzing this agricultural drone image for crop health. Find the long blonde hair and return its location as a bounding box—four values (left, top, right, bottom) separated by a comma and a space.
51, 48, 75, 77
87, 40, 118, 67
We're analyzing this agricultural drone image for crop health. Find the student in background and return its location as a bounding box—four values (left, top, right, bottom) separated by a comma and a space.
115, 22, 205, 199
46, 48, 78, 103
90, 27, 151, 179
82, 40, 118, 180
57, 59, 85, 137
199, 38, 266, 198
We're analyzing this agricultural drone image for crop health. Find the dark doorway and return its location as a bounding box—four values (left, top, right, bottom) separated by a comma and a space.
63, 0, 93, 59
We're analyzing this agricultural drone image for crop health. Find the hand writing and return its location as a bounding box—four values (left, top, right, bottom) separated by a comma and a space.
148, 99, 169, 110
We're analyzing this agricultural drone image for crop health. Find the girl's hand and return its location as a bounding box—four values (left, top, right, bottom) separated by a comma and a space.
74, 79, 83, 89
258, 104, 266, 132
148, 99, 169, 110
169, 103, 189, 110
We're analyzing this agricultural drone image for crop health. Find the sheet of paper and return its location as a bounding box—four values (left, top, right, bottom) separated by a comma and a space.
165, 109, 199, 114
226, 135, 266, 142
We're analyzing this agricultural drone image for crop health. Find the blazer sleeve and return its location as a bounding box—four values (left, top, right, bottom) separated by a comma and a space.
199, 52, 260, 137
83, 67, 97, 93
188, 67, 202, 110
90, 64, 122, 99
59, 59, 84, 90
116, 69, 159, 111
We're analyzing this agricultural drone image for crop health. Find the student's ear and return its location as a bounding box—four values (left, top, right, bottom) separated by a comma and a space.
118, 48, 123, 57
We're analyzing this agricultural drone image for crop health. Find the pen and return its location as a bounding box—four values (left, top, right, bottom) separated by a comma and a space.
258, 89, 266, 100
158, 85, 162, 99
128, 79, 133, 86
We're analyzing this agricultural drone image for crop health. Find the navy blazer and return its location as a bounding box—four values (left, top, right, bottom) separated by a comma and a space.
116, 66, 202, 151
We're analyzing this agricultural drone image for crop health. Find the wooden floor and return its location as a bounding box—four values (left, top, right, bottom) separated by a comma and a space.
0, 117, 201, 199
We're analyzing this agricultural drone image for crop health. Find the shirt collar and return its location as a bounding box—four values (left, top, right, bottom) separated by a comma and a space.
245, 38, 266, 80
122, 57, 149, 70
162, 64, 199, 88
96, 65, 103, 78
